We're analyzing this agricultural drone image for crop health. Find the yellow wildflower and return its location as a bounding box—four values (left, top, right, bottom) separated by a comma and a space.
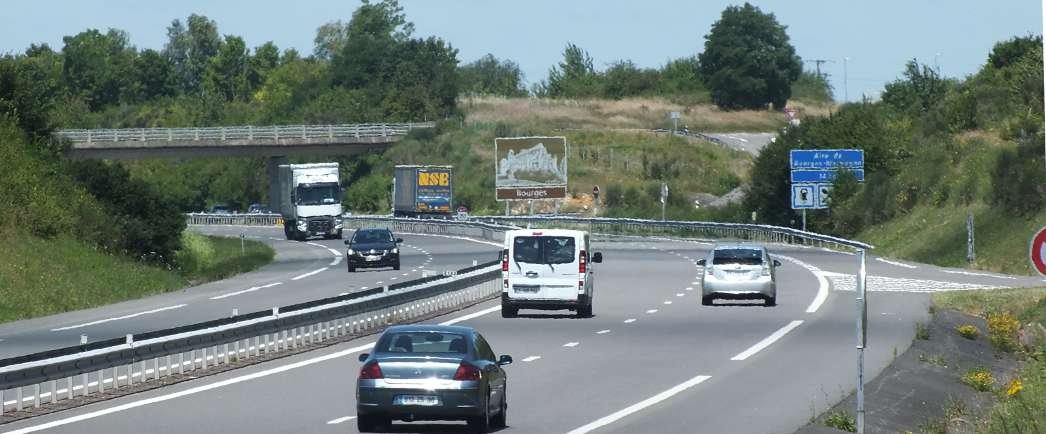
1006, 378, 1023, 397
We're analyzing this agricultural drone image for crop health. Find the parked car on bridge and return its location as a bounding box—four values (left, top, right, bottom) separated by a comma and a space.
207, 203, 232, 214
356, 324, 512, 432
246, 203, 271, 214
345, 228, 402, 272
698, 243, 781, 306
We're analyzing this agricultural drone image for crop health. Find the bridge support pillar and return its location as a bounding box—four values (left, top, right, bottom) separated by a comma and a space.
267, 156, 289, 213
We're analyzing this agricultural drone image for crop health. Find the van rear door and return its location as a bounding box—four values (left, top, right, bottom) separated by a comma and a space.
508, 234, 579, 300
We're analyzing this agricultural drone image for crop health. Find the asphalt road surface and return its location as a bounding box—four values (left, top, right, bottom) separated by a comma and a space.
0, 225, 501, 359
2, 232, 1041, 434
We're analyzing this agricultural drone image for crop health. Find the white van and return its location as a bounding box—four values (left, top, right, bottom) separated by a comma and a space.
500, 229, 603, 318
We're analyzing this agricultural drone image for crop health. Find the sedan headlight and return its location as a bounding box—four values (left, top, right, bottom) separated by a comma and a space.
391, 248, 399, 254
296, 220, 307, 230
347, 249, 355, 255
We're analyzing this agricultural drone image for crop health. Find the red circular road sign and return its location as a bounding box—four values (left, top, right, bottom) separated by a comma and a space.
1031, 226, 1046, 276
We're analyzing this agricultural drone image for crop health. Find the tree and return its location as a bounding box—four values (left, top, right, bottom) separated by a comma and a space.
61, 28, 136, 110
0, 48, 65, 138
313, 21, 348, 61
330, 0, 413, 89
881, 60, 950, 116
602, 60, 658, 99
247, 41, 280, 93
657, 56, 704, 96
204, 35, 249, 101
164, 14, 221, 94
988, 35, 1043, 69
538, 42, 601, 98
457, 54, 527, 97
698, 3, 801, 110
133, 49, 176, 101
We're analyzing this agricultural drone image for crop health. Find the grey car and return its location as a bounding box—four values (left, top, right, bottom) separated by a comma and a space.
698, 243, 781, 306
356, 324, 512, 432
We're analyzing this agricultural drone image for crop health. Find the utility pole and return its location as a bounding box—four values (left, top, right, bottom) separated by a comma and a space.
843, 57, 850, 102
807, 59, 831, 79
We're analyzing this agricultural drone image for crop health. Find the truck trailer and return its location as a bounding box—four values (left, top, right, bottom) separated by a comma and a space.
276, 163, 343, 240
393, 165, 453, 218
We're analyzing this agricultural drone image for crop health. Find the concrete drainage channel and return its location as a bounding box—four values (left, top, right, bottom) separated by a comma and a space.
0, 266, 500, 424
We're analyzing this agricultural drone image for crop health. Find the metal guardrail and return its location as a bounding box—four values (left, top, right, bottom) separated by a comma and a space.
0, 260, 499, 419
55, 123, 436, 145
185, 213, 283, 226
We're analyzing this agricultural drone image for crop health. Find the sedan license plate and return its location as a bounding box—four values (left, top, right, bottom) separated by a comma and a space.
365, 256, 381, 262
393, 395, 441, 406
514, 285, 539, 293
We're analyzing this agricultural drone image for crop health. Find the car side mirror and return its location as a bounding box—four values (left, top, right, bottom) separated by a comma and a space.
696, 259, 707, 266
358, 353, 369, 362
396, 238, 403, 243
498, 355, 513, 366
773, 260, 782, 267
592, 252, 603, 263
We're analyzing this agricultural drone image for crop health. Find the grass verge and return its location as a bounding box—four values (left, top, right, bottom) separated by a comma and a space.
858, 204, 1046, 276
0, 229, 273, 324
933, 287, 1046, 432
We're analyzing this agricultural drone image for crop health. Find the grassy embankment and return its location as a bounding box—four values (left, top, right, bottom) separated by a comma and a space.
0, 230, 273, 324
934, 288, 1046, 432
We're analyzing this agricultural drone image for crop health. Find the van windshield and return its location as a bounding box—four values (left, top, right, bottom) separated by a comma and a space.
513, 236, 576, 265
712, 249, 764, 266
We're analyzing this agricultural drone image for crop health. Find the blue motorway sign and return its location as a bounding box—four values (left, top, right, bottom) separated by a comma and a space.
790, 169, 865, 183
790, 149, 864, 170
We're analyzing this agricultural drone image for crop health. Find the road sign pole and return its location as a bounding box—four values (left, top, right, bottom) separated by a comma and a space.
856, 248, 867, 434
802, 209, 807, 232
966, 213, 975, 263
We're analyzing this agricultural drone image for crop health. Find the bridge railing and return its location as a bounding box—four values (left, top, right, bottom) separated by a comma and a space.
55, 122, 436, 144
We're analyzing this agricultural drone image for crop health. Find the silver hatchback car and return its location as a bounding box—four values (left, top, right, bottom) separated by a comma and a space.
355, 324, 512, 432
698, 243, 781, 306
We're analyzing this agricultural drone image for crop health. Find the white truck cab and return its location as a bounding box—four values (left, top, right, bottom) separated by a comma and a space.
500, 229, 603, 318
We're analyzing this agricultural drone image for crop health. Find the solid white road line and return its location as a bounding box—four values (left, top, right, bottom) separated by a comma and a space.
566, 374, 712, 434
6, 303, 508, 434
209, 282, 282, 300
776, 255, 829, 313
875, 257, 917, 269
291, 267, 329, 281
326, 416, 356, 425
623, 318, 636, 323
563, 342, 580, 347
730, 320, 804, 361
50, 305, 188, 332
941, 269, 1017, 279
439, 305, 501, 326
521, 356, 541, 362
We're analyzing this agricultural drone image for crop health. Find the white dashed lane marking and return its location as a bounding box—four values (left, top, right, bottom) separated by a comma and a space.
522, 356, 541, 362
210, 282, 283, 300
596, 330, 611, 335
663, 301, 673, 305
563, 342, 580, 348
624, 318, 636, 323
51, 304, 188, 332
327, 416, 356, 425
676, 293, 684, 297
646, 309, 658, 314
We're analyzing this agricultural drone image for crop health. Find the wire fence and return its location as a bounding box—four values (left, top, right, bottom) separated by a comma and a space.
56, 123, 436, 145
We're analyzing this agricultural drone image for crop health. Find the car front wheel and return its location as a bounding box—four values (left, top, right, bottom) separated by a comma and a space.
356, 414, 386, 432
702, 296, 714, 306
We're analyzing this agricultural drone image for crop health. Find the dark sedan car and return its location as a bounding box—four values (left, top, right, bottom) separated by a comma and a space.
345, 228, 402, 272
356, 324, 512, 432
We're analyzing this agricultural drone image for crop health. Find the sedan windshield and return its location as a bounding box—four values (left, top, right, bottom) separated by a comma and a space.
353, 230, 393, 244
513, 236, 576, 265
712, 248, 764, 266
377, 332, 468, 354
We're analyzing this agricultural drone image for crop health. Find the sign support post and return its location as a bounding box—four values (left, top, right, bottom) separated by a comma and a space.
802, 209, 807, 232
966, 213, 975, 263
856, 249, 867, 434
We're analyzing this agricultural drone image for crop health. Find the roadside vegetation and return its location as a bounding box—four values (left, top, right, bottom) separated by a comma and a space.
0, 229, 272, 323
933, 288, 1046, 432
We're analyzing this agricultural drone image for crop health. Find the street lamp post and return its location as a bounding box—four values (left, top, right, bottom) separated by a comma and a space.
843, 57, 850, 102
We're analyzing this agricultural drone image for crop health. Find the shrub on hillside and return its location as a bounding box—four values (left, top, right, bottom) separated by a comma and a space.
991, 137, 1046, 216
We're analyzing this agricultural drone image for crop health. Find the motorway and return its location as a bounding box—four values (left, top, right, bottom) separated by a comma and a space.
1, 227, 1042, 434
0, 226, 500, 359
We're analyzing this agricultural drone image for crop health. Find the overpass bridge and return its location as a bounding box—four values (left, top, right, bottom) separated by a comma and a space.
55, 123, 433, 159
55, 122, 434, 212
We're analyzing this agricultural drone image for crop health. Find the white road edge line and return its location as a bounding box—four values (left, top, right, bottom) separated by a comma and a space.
7, 303, 506, 434
326, 416, 357, 425
875, 257, 917, 269
940, 269, 1017, 280
51, 305, 188, 332
566, 374, 712, 434
210, 282, 283, 300
776, 255, 829, 313
291, 267, 329, 281
730, 320, 804, 361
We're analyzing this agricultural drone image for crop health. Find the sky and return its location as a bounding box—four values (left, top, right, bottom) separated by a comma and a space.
1, 1, 1042, 102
